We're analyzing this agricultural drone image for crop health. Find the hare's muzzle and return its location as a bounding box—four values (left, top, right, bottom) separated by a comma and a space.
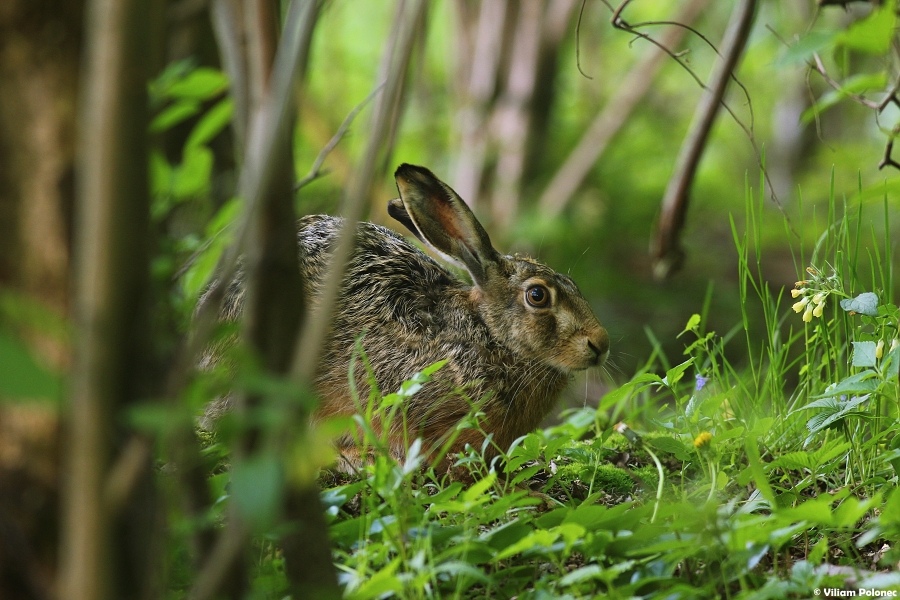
587, 328, 610, 367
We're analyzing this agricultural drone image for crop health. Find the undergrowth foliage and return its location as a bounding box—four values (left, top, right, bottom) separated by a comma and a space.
166, 188, 900, 597
281, 186, 900, 600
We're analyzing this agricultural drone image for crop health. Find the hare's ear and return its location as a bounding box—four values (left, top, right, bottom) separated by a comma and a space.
394, 164, 499, 284
387, 197, 427, 244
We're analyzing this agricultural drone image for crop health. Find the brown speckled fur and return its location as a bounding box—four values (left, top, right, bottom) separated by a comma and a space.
200, 164, 609, 467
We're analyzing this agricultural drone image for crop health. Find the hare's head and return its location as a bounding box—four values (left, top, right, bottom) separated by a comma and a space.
389, 164, 609, 374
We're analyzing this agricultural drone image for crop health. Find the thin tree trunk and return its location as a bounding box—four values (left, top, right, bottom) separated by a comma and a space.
60, 0, 159, 598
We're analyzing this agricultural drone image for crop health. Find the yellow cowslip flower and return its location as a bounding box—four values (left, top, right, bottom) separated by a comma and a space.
812, 292, 826, 305
791, 288, 807, 298
793, 297, 810, 313
891, 339, 899, 353
876, 339, 885, 360
813, 301, 825, 318
693, 432, 713, 449
803, 304, 814, 322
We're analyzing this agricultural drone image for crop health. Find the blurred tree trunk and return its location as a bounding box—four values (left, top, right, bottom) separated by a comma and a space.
0, 0, 79, 335
450, 0, 577, 230
59, 0, 163, 599
0, 1, 81, 598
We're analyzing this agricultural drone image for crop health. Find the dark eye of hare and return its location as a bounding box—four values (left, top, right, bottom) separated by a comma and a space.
525, 285, 551, 308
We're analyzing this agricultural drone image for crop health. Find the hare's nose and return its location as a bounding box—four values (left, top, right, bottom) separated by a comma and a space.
587, 329, 610, 366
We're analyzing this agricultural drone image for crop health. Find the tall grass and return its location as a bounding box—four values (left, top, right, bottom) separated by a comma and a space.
198, 178, 900, 598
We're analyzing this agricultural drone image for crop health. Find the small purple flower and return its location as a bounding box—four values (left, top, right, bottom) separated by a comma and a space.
695, 374, 709, 391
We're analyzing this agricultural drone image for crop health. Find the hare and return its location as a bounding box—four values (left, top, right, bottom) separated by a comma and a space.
203, 164, 609, 466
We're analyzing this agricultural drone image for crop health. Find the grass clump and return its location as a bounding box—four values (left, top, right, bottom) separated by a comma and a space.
195, 181, 900, 598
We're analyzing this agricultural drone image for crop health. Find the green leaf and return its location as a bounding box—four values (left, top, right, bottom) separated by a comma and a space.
882, 344, 900, 377
462, 472, 496, 503
805, 394, 871, 436
172, 145, 213, 199
836, 3, 896, 55
558, 564, 603, 587
809, 371, 878, 399
186, 97, 234, 148
851, 341, 878, 368
775, 31, 836, 67
681, 314, 701, 335
181, 198, 240, 300
646, 436, 691, 461
833, 494, 880, 528
779, 496, 834, 526
163, 67, 229, 101
350, 558, 402, 600
768, 452, 813, 472
802, 74, 888, 124
149, 99, 201, 133
840, 292, 879, 316
492, 528, 559, 561
662, 358, 694, 389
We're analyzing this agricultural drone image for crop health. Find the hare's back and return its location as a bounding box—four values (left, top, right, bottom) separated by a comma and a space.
297, 215, 457, 300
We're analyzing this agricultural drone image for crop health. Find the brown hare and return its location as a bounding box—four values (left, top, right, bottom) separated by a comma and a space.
202, 164, 609, 467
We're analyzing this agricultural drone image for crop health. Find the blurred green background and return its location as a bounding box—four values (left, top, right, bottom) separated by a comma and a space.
245, 1, 900, 382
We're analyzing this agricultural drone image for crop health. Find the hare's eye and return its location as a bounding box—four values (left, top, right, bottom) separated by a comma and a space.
525, 285, 550, 308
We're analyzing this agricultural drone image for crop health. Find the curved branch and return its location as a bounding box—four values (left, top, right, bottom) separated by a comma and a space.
651, 0, 758, 279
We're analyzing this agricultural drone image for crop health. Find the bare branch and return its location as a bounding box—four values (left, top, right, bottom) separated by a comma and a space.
539, 0, 710, 217
651, 0, 758, 279
289, 0, 428, 386
294, 83, 385, 191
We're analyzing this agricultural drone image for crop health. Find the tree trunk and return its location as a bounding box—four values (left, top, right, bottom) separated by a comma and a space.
59, 0, 161, 598
0, 2, 81, 598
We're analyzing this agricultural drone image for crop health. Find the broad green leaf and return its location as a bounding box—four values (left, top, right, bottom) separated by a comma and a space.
431, 560, 491, 583
851, 341, 878, 368
150, 99, 200, 133
768, 452, 813, 472
149, 150, 173, 199
882, 344, 900, 377
778, 496, 834, 526
163, 67, 228, 101
480, 519, 532, 549
558, 564, 603, 587
662, 358, 694, 388
833, 494, 880, 528
805, 394, 871, 436
646, 436, 691, 461
775, 31, 836, 67
840, 291, 879, 316
173, 145, 213, 198
809, 371, 877, 399
681, 314, 701, 335
836, 3, 896, 55
492, 528, 559, 561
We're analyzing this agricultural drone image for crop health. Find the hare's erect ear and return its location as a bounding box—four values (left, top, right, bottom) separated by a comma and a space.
387, 197, 427, 244
394, 164, 500, 284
